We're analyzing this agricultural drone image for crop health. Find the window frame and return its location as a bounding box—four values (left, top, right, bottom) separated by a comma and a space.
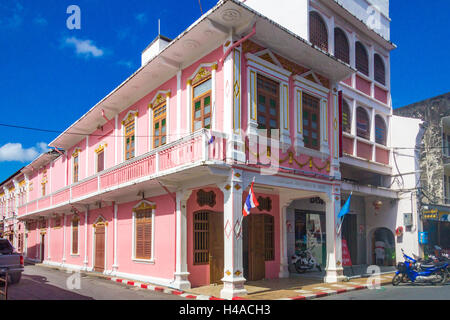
192, 77, 213, 132
152, 102, 167, 149
123, 116, 136, 161
374, 53, 386, 85
302, 92, 321, 151
342, 99, 351, 134
73, 152, 79, 183
193, 211, 210, 265
264, 214, 275, 261
374, 114, 387, 146
256, 74, 280, 134
132, 201, 156, 263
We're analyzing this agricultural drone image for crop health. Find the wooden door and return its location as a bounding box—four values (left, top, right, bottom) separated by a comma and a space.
209, 213, 224, 284
94, 224, 105, 272
40, 234, 45, 262
248, 215, 265, 281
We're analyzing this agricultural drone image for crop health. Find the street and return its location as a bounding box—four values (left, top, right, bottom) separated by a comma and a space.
318, 282, 450, 300
7, 265, 187, 300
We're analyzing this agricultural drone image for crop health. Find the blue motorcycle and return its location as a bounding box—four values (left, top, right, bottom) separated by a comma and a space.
392, 249, 448, 286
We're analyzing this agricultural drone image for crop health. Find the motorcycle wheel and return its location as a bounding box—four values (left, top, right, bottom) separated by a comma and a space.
434, 270, 447, 285
392, 273, 402, 286
295, 260, 307, 273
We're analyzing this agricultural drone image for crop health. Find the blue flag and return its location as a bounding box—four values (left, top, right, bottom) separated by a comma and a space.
338, 193, 352, 219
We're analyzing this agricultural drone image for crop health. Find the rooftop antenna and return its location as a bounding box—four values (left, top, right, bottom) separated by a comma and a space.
158, 19, 161, 35
198, 0, 203, 15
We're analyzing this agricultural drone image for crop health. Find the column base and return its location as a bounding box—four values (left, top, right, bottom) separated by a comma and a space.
323, 267, 346, 283
220, 276, 247, 299
279, 263, 290, 278
173, 272, 191, 290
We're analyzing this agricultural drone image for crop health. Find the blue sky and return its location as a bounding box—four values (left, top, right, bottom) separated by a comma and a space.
0, 0, 448, 182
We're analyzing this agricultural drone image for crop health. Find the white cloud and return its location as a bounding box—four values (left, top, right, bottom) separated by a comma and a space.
33, 15, 48, 26
117, 60, 134, 69
135, 13, 147, 24
64, 37, 104, 58
0, 142, 49, 162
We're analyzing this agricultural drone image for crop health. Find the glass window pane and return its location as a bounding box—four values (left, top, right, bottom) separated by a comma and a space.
155, 139, 159, 147
258, 115, 266, 125
270, 106, 277, 116
269, 119, 277, 128
194, 121, 202, 131
193, 79, 211, 98
204, 96, 211, 106
204, 117, 211, 126
204, 105, 210, 115
258, 104, 266, 113
161, 136, 166, 145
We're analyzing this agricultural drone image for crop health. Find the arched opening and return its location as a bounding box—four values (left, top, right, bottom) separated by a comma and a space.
334, 27, 350, 64
309, 11, 328, 52
356, 107, 370, 140
342, 100, 351, 133
355, 41, 369, 76
375, 115, 387, 145
372, 227, 395, 266
374, 54, 386, 85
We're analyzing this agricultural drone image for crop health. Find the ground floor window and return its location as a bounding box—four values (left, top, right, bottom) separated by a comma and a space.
295, 210, 326, 267
422, 220, 450, 256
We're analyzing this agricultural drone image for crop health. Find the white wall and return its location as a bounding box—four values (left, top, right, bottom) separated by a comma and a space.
240, 0, 309, 40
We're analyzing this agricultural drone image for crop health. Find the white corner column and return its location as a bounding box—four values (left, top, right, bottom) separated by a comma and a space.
112, 203, 118, 272
62, 214, 67, 265
293, 88, 304, 155
173, 189, 193, 290
220, 169, 247, 299
83, 207, 89, 270
324, 186, 345, 283
279, 196, 293, 278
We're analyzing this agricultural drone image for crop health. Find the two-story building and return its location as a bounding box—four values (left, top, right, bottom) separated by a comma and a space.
0, 0, 418, 299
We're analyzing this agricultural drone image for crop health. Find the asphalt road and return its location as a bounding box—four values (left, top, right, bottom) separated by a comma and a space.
318, 281, 450, 300
7, 265, 187, 300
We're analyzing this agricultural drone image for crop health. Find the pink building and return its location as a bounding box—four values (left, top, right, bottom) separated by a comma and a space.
0, 0, 411, 299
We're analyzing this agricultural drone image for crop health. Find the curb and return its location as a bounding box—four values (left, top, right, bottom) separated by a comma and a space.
107, 277, 238, 300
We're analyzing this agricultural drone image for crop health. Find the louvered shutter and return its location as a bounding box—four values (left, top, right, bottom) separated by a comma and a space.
72, 219, 78, 254
135, 210, 152, 260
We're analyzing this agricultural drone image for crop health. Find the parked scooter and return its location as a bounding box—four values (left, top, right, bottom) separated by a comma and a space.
291, 245, 322, 273
392, 249, 448, 286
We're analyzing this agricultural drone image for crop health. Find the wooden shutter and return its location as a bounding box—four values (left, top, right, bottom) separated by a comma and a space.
124, 120, 135, 160
135, 209, 152, 260
73, 155, 79, 183
342, 100, 351, 133
302, 93, 321, 150
97, 150, 104, 172
374, 54, 386, 85
72, 218, 79, 254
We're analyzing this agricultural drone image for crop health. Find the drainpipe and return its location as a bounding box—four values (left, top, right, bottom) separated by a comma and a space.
219, 24, 256, 66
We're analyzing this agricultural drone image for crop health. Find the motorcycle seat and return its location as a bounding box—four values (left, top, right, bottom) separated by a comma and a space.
421, 262, 447, 269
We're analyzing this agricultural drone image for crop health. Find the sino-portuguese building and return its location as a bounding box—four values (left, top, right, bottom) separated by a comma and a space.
1, 0, 412, 299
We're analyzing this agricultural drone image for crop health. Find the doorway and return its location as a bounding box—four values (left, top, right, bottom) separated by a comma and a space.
243, 214, 274, 281
40, 233, 45, 262
372, 227, 395, 266
193, 211, 224, 284
342, 214, 357, 265
94, 222, 106, 273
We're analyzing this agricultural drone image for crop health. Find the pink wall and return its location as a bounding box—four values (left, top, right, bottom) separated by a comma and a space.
375, 146, 389, 165
356, 140, 372, 160
342, 136, 354, 155
374, 85, 388, 104
355, 75, 371, 96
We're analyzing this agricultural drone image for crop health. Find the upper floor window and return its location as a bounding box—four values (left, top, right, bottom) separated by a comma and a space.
342, 100, 351, 134
192, 78, 212, 131
153, 103, 167, 148
124, 118, 135, 161
97, 149, 104, 173
375, 115, 387, 145
445, 175, 450, 204
302, 93, 321, 150
334, 28, 349, 64
355, 42, 369, 76
374, 54, 386, 85
257, 74, 279, 134
356, 107, 370, 140
73, 153, 79, 183
309, 11, 328, 52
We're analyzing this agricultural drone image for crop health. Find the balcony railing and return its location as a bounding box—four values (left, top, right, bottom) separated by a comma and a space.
342, 132, 390, 166
18, 129, 227, 217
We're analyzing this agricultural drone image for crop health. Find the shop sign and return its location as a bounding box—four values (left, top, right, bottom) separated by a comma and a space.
419, 232, 428, 245
342, 239, 352, 266
422, 209, 438, 220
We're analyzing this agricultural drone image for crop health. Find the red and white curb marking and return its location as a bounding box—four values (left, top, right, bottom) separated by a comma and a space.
106, 277, 247, 300
107, 276, 392, 301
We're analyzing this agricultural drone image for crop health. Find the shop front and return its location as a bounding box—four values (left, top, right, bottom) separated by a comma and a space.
421, 206, 450, 256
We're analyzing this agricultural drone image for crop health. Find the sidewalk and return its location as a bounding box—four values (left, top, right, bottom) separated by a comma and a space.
34, 263, 394, 300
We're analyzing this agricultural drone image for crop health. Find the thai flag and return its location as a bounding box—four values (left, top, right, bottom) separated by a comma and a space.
243, 182, 259, 217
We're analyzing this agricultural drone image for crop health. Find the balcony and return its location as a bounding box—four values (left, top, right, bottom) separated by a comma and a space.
18, 129, 227, 217
341, 132, 391, 174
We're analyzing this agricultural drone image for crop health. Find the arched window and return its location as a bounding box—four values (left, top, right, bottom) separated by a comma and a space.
342, 100, 351, 133
309, 11, 328, 52
356, 107, 370, 140
334, 28, 349, 64
374, 54, 385, 85
375, 115, 387, 145
355, 41, 369, 76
